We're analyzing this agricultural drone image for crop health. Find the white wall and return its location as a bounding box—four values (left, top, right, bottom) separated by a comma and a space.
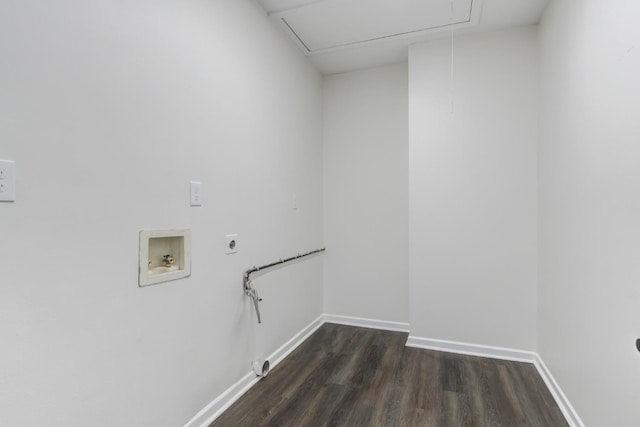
539, 1, 640, 425
323, 64, 409, 323
408, 27, 539, 350
0, 1, 323, 426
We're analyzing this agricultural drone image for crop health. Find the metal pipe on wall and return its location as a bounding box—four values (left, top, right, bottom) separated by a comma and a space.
243, 247, 326, 324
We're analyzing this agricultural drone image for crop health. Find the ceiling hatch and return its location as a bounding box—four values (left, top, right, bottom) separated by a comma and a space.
258, 0, 482, 54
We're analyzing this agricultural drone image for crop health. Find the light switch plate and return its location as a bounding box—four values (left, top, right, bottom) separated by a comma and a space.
190, 181, 202, 206
0, 160, 16, 202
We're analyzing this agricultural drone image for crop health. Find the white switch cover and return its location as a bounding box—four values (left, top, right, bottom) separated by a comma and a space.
0, 160, 16, 202
190, 181, 202, 206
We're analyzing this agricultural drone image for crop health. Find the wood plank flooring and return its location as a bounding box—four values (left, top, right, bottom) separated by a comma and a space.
210, 324, 568, 427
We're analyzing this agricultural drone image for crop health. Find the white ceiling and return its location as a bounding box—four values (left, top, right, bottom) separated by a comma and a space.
257, 0, 549, 74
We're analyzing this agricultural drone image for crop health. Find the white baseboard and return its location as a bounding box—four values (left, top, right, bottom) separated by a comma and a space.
323, 314, 410, 332
183, 314, 325, 427
268, 314, 326, 367
405, 335, 537, 363
183, 371, 258, 427
533, 355, 585, 427
405, 335, 583, 427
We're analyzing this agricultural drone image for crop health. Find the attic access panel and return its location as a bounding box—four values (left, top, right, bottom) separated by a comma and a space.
264, 0, 477, 53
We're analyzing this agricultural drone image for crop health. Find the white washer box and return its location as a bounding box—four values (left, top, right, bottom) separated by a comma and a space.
139, 229, 191, 287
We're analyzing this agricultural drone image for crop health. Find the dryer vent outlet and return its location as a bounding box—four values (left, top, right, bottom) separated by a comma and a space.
253, 359, 270, 378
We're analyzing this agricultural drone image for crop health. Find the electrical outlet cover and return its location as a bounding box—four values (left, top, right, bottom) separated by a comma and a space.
225, 234, 238, 255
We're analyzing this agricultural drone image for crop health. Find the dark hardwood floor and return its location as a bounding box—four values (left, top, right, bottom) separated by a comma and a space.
210, 324, 568, 427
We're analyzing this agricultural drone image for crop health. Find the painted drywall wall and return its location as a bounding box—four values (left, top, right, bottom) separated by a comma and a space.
408, 27, 539, 350
323, 64, 409, 323
0, 1, 323, 426
538, 1, 640, 425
